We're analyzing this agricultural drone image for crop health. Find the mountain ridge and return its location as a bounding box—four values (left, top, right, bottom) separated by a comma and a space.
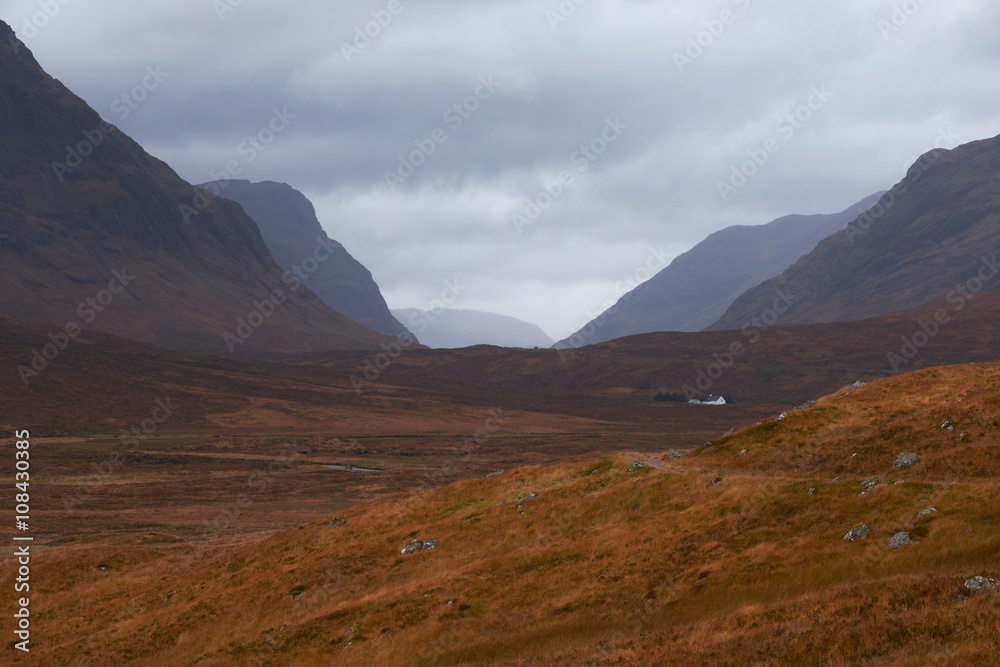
0, 20, 399, 354
198, 179, 414, 340
710, 137, 1000, 330
556, 192, 884, 348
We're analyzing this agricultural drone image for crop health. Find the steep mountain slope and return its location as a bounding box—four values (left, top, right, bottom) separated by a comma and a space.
19, 362, 1000, 665
199, 179, 413, 339
711, 136, 1000, 331
556, 193, 883, 347
391, 307, 554, 348
0, 21, 395, 353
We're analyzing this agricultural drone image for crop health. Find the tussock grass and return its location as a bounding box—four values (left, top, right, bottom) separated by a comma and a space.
14, 363, 1000, 664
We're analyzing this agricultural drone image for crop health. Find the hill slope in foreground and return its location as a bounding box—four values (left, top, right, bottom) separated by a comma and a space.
15, 362, 1000, 665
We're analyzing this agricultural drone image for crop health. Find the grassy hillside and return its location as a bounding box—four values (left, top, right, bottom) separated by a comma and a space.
12, 362, 1000, 665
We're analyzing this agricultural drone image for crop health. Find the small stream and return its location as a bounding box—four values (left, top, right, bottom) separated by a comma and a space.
325, 464, 380, 472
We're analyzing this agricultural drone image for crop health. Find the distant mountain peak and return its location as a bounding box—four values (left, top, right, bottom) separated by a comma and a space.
200, 179, 413, 340
555, 192, 884, 348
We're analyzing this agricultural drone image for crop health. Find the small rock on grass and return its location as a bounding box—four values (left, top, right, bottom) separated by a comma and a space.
401, 539, 438, 555
844, 524, 870, 541
894, 452, 919, 470
328, 518, 345, 529
668, 449, 686, 459
888, 532, 914, 549
964, 576, 997, 592
629, 460, 645, 473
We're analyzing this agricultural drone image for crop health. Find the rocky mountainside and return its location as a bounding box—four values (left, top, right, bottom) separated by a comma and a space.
711, 136, 1000, 330
556, 193, 883, 348
0, 21, 397, 353
391, 307, 553, 349
199, 179, 413, 340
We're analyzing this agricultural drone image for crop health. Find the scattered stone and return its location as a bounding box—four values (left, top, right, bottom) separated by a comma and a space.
310, 536, 319, 542
858, 488, 871, 498
775, 412, 788, 421
737, 449, 748, 457
894, 452, 919, 470
668, 449, 686, 459
859, 476, 879, 497
851, 380, 866, 390
328, 518, 345, 529
844, 524, 870, 541
462, 515, 480, 524
629, 460, 645, 473
942, 421, 954, 430
483, 470, 505, 479
514, 492, 537, 504
917, 507, 938, 518
725, 428, 735, 435
711, 477, 723, 487
808, 488, 815, 496
889, 532, 914, 550
964, 576, 997, 592
893, 480, 904, 485
795, 400, 817, 410
98, 565, 107, 572
401, 539, 438, 555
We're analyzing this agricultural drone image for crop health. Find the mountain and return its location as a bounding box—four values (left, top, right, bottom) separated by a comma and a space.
0, 21, 397, 354
391, 307, 554, 349
197, 179, 413, 340
555, 192, 884, 348
711, 136, 1000, 331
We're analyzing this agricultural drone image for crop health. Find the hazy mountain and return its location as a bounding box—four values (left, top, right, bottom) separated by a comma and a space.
198, 179, 413, 340
391, 308, 554, 349
0, 21, 401, 354
711, 136, 1000, 330
555, 193, 884, 348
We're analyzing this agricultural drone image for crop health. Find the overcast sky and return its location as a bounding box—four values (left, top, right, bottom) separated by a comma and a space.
5, 0, 999, 338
